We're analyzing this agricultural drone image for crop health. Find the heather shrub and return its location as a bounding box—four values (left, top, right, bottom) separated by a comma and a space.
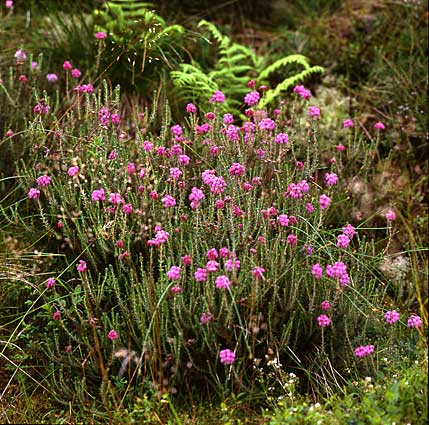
1, 45, 426, 418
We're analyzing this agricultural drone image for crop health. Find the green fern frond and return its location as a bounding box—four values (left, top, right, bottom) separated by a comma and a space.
262, 66, 325, 105
259, 54, 313, 80
198, 19, 230, 50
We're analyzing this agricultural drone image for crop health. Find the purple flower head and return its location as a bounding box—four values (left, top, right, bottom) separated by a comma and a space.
107, 329, 118, 340
200, 312, 212, 325
407, 314, 422, 328
46, 278, 56, 288
162, 194, 176, 208
71, 68, 81, 78
258, 118, 275, 131
14, 49, 27, 63
343, 119, 354, 128
384, 310, 400, 324
68, 166, 79, 177
308, 106, 321, 119
91, 188, 105, 202
28, 188, 40, 199
354, 345, 374, 358
317, 314, 331, 327
319, 194, 331, 210
209, 90, 225, 103
186, 103, 197, 113
244, 90, 260, 106
385, 209, 396, 221
252, 266, 265, 279
46, 73, 58, 83
311, 264, 323, 279
293, 85, 311, 100
77, 260, 87, 273
194, 268, 207, 282
374, 121, 385, 130
223, 113, 234, 124
275, 133, 289, 144
95, 31, 107, 39
167, 266, 181, 280
219, 348, 235, 365
324, 172, 338, 187
36, 175, 51, 188
337, 234, 351, 249
215, 275, 231, 289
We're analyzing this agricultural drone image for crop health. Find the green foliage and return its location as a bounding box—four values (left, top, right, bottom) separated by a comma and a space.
171, 20, 323, 115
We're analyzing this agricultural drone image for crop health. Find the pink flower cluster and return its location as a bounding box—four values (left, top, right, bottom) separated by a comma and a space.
407, 314, 422, 328
384, 310, 400, 324
354, 344, 374, 358
285, 180, 309, 199
148, 229, 169, 246
189, 187, 204, 209
202, 170, 227, 194
324, 172, 338, 187
293, 85, 311, 100
336, 224, 356, 249
219, 348, 235, 365
325, 261, 350, 286
210, 90, 225, 103
244, 90, 260, 106
317, 314, 331, 327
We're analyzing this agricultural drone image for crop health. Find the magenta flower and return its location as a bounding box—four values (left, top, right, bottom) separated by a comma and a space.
14, 49, 27, 63
407, 314, 422, 328
385, 209, 396, 221
52, 311, 61, 321
6, 0, 13, 8
337, 234, 351, 249
277, 214, 289, 227
343, 119, 354, 128
194, 268, 207, 282
215, 275, 231, 289
219, 348, 235, 365
200, 312, 212, 325
324, 172, 338, 187
308, 106, 321, 119
374, 121, 385, 130
162, 194, 176, 208
319, 194, 331, 210
46, 278, 56, 288
77, 260, 87, 273
384, 310, 400, 324
31, 61, 38, 70
311, 264, 323, 279
46, 73, 58, 83
225, 124, 239, 142
36, 175, 51, 188
186, 103, 197, 113
91, 188, 105, 202
342, 224, 356, 239
229, 162, 245, 177
122, 203, 133, 214
354, 345, 374, 358
63, 61, 72, 70
293, 85, 311, 100
317, 314, 331, 327
206, 260, 219, 273
252, 267, 265, 279
275, 133, 289, 144
111, 114, 120, 125
258, 118, 275, 131
107, 329, 119, 341
182, 255, 192, 266
223, 113, 234, 124
167, 266, 181, 280
225, 258, 240, 272
286, 234, 297, 246
95, 31, 107, 39
321, 300, 331, 310
171, 124, 183, 137
67, 166, 79, 177
33, 101, 50, 115
244, 90, 260, 106
209, 90, 225, 103
28, 188, 40, 199
71, 68, 81, 78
